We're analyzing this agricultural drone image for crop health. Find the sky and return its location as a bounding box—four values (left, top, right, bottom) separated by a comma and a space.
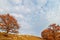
0, 0, 60, 37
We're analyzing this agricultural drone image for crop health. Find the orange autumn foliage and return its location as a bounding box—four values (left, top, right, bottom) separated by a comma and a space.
41, 24, 60, 40
0, 14, 19, 34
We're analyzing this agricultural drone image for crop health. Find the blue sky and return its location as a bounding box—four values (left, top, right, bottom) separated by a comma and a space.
0, 0, 60, 37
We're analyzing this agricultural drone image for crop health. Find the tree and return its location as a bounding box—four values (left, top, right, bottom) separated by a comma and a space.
0, 14, 20, 34
41, 24, 60, 40
41, 28, 54, 40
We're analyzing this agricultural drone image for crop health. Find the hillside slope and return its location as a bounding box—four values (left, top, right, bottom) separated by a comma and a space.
0, 32, 42, 40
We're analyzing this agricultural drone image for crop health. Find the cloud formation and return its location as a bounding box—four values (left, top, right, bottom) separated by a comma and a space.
46, 0, 60, 25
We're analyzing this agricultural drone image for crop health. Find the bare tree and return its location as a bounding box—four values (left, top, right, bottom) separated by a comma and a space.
0, 14, 20, 34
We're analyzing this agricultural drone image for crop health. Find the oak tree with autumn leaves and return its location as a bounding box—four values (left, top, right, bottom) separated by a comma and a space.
0, 14, 19, 34
41, 24, 60, 40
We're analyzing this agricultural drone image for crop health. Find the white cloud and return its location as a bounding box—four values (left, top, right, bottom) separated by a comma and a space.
45, 0, 60, 25
0, 0, 11, 8
19, 21, 34, 34
0, 8, 8, 14
46, 10, 60, 25
10, 13, 24, 19
12, 0, 22, 4
19, 6, 31, 13
37, 0, 47, 7
20, 21, 32, 30
0, 8, 4, 12
13, 5, 31, 14
14, 6, 20, 11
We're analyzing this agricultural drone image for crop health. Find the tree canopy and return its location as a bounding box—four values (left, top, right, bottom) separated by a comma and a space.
0, 14, 20, 34
41, 24, 60, 40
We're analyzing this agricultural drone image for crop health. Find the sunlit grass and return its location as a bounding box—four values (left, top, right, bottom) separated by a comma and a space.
0, 32, 42, 40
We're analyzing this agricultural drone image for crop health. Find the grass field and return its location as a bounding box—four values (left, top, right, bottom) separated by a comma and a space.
0, 32, 42, 40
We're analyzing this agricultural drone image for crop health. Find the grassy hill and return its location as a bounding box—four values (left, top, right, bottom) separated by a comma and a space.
0, 32, 42, 40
